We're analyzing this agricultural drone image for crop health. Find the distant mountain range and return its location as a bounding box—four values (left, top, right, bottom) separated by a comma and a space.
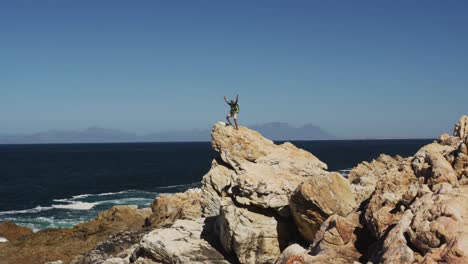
0, 122, 335, 144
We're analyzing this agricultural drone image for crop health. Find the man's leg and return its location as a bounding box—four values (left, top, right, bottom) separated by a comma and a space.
234, 118, 239, 130
226, 115, 233, 126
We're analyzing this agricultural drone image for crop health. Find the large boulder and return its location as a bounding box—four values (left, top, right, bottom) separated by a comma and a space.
202, 123, 328, 216
308, 213, 363, 263
289, 172, 357, 243
412, 143, 459, 189
149, 188, 202, 227
218, 200, 296, 264
131, 218, 231, 264
363, 155, 417, 239
454, 115, 468, 141
406, 185, 468, 263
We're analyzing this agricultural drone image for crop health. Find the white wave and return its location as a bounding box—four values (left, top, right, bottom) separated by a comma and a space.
186, 188, 201, 193
338, 168, 352, 177
72, 193, 93, 199
0, 237, 8, 243
52, 201, 99, 210
0, 206, 53, 216
96, 190, 131, 196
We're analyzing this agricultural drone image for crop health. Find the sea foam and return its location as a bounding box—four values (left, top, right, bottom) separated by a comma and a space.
0, 206, 53, 216
52, 201, 100, 210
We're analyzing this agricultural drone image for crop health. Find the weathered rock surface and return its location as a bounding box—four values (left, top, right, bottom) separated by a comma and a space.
70, 231, 147, 264
289, 172, 357, 243
149, 188, 202, 227
362, 115, 468, 263
362, 155, 417, 239
202, 123, 328, 216
218, 200, 296, 264
131, 218, 232, 264
0, 220, 33, 241
0, 205, 151, 264
308, 213, 364, 263
275, 244, 314, 264
454, 115, 468, 141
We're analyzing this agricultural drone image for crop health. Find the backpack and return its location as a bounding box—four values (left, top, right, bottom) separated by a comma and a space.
233, 103, 240, 113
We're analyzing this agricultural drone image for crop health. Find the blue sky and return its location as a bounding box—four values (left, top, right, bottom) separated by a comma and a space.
1, 0, 467, 138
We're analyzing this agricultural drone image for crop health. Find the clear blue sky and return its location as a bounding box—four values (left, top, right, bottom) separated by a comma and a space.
1, 0, 467, 138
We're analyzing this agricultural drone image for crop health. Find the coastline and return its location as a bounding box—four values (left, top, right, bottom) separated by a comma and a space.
0, 116, 466, 264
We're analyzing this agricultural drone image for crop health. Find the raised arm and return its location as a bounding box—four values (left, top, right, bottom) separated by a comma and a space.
234, 94, 239, 104
224, 96, 230, 104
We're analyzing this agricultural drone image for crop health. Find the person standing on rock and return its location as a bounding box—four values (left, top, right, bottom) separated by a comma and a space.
224, 94, 239, 130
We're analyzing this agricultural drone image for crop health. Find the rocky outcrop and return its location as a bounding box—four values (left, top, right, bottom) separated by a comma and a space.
131, 218, 232, 264
289, 172, 357, 242
0, 221, 33, 241
363, 155, 417, 239
0, 205, 151, 264
149, 188, 202, 227
4, 115, 468, 264
202, 123, 328, 217
218, 200, 296, 264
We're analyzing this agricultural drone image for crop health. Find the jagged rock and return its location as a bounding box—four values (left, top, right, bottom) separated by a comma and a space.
149, 188, 202, 227
202, 123, 328, 216
309, 213, 363, 263
407, 185, 468, 263
0, 221, 33, 241
289, 172, 357, 243
362, 155, 417, 239
275, 244, 314, 264
218, 199, 296, 264
0, 205, 151, 264
201, 159, 233, 216
372, 210, 416, 264
70, 230, 147, 264
131, 218, 231, 264
348, 154, 406, 207
412, 143, 459, 188
454, 115, 468, 141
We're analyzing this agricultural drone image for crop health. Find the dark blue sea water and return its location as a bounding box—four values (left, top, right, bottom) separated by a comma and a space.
0, 139, 432, 231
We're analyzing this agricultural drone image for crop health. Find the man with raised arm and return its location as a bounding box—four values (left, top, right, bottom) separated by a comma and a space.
224, 94, 239, 130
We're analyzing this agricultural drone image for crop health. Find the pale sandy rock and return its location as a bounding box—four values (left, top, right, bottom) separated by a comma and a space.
201, 159, 232, 216
363, 155, 417, 239
454, 142, 468, 181
374, 210, 415, 264
134, 218, 230, 264
406, 185, 468, 263
275, 244, 314, 264
218, 201, 295, 264
202, 124, 328, 216
289, 172, 357, 243
102, 258, 128, 264
348, 154, 407, 206
454, 115, 468, 141
149, 189, 202, 227
308, 213, 363, 263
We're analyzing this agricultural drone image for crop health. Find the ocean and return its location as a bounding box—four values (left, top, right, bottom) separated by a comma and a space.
0, 139, 432, 231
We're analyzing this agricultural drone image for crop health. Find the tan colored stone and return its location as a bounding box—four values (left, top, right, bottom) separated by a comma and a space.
149, 188, 202, 227
202, 123, 328, 216
289, 172, 357, 243
0, 205, 151, 264
218, 200, 295, 264
0, 221, 33, 241
134, 218, 230, 264
363, 155, 417, 239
